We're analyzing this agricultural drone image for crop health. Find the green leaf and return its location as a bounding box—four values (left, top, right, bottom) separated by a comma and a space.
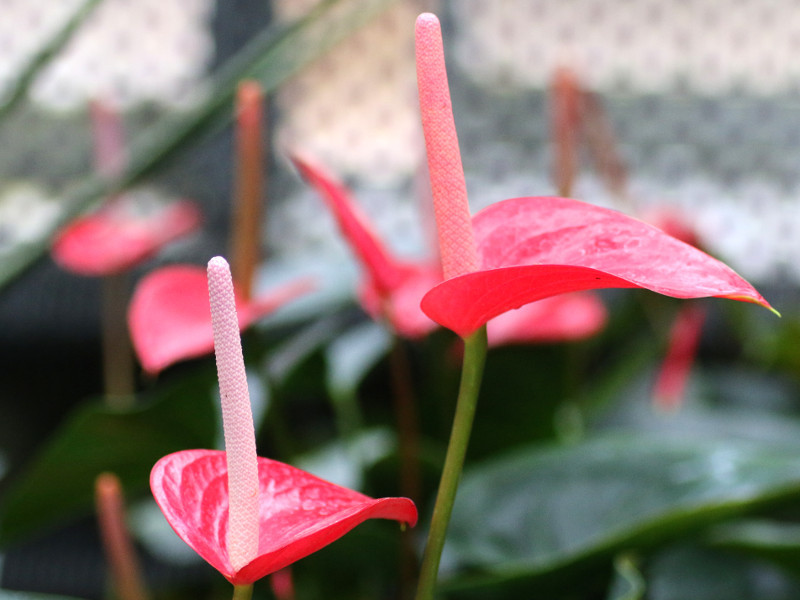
325, 320, 392, 439
0, 368, 217, 547
326, 320, 392, 402
0, 0, 400, 289
0, 0, 102, 123
647, 544, 800, 600
607, 554, 645, 600
295, 427, 395, 491
0, 592, 86, 600
705, 519, 800, 579
441, 434, 800, 596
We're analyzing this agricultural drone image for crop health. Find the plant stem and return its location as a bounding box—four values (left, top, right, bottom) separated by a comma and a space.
389, 336, 422, 505
231, 81, 264, 301
95, 473, 150, 600
389, 336, 422, 598
102, 272, 135, 408
232, 584, 253, 600
414, 327, 487, 600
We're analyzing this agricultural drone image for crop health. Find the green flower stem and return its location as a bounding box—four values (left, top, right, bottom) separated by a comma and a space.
415, 326, 488, 600
389, 336, 423, 597
232, 584, 253, 600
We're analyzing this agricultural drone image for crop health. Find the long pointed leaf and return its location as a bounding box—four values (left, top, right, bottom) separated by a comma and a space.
0, 370, 217, 547
442, 434, 800, 595
0, 0, 400, 289
0, 0, 103, 123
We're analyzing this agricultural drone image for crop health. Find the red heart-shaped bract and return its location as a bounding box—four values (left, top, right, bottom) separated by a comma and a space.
294, 154, 610, 343
422, 196, 772, 337
151, 450, 418, 585
292, 153, 443, 338
52, 199, 201, 276
128, 265, 312, 375
292, 154, 412, 296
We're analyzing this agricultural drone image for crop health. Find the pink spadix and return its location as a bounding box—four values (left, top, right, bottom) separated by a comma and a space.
415, 12, 478, 281
207, 256, 261, 570
150, 258, 416, 585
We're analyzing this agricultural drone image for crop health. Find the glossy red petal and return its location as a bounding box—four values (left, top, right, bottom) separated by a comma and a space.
52, 199, 201, 276
291, 153, 409, 295
422, 197, 771, 336
151, 450, 417, 585
128, 266, 311, 375
486, 292, 607, 346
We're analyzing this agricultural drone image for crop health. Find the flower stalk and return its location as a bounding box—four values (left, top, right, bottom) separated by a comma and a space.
93, 100, 135, 406
231, 81, 265, 300
232, 584, 254, 600
94, 472, 150, 600
414, 328, 487, 600
414, 14, 488, 598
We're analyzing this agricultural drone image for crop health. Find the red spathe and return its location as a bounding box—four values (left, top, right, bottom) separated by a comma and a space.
151, 450, 417, 585
52, 199, 201, 276
422, 196, 772, 337
128, 266, 312, 375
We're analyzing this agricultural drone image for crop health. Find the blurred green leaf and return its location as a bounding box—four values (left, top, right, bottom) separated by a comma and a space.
646, 544, 800, 600
325, 320, 392, 439
0, 0, 400, 289
0, 592, 85, 600
0, 0, 102, 123
607, 554, 645, 600
0, 369, 217, 547
706, 520, 800, 579
295, 427, 394, 491
441, 434, 800, 596
326, 320, 392, 402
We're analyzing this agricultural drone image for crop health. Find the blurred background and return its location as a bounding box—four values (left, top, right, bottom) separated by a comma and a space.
0, 1, 799, 598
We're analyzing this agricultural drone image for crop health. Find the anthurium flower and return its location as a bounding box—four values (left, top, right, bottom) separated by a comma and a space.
128, 264, 313, 375
414, 14, 773, 339
291, 153, 607, 343
420, 196, 774, 337
152, 449, 418, 584
52, 100, 202, 277
150, 257, 416, 586
291, 152, 441, 339
52, 198, 202, 276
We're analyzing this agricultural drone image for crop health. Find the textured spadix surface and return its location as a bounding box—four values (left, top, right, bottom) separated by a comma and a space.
151, 450, 418, 584
421, 196, 772, 337
128, 265, 311, 374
